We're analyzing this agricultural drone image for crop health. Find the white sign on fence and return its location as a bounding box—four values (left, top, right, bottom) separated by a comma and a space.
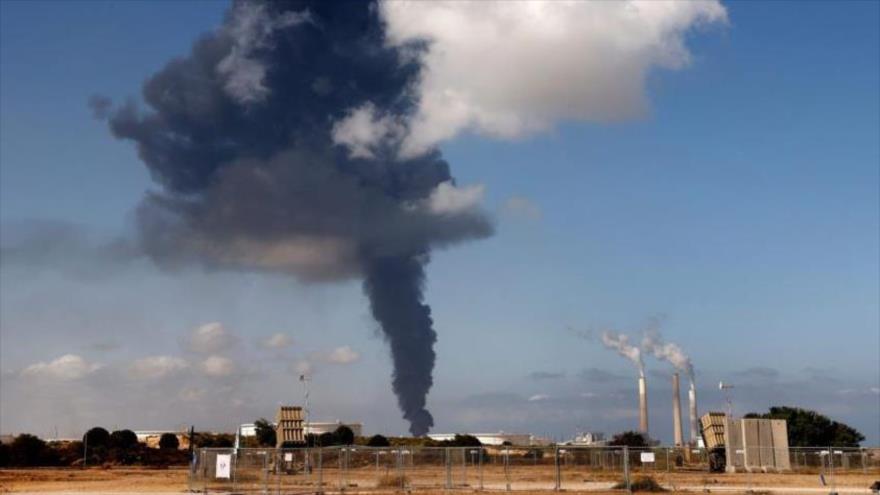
284, 453, 293, 462
215, 454, 231, 479
640, 452, 655, 463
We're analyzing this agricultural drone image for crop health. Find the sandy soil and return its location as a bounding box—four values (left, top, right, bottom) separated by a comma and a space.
2, 466, 878, 494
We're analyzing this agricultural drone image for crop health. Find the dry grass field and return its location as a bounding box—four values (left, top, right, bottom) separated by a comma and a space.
2, 465, 879, 494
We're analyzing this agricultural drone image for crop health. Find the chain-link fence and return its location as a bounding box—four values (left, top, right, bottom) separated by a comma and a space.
189, 445, 880, 493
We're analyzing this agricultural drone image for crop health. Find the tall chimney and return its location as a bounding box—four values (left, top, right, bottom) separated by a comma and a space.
638, 372, 649, 434
688, 380, 698, 444
672, 373, 683, 446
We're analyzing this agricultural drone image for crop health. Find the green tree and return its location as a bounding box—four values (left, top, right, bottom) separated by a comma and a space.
159, 433, 180, 450
608, 431, 649, 448
253, 418, 277, 447
83, 427, 111, 448
744, 406, 865, 447
8, 434, 51, 466
318, 432, 335, 446
366, 434, 390, 447
110, 430, 139, 450
333, 426, 355, 446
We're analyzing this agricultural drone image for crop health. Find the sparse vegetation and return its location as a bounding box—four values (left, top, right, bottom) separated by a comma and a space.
608, 430, 650, 448
366, 434, 390, 447
376, 474, 408, 488
614, 475, 667, 492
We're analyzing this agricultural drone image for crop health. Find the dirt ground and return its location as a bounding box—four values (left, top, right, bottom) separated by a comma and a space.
0, 468, 188, 493
2, 466, 878, 494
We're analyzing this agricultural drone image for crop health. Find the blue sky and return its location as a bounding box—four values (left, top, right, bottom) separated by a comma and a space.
1, 0, 878, 444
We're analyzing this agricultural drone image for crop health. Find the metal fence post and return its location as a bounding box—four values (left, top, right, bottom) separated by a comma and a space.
504, 446, 511, 492
623, 446, 631, 494
317, 448, 324, 493
478, 447, 484, 491
445, 447, 451, 489
554, 445, 561, 491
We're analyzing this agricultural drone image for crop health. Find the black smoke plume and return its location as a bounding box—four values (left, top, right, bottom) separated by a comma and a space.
97, 0, 491, 436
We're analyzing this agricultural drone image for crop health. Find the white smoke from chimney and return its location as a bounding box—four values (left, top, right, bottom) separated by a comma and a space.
638, 320, 698, 444
601, 331, 644, 375
601, 330, 648, 434
641, 329, 693, 379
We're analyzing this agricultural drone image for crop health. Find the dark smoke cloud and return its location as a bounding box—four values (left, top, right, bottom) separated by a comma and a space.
97, 0, 492, 436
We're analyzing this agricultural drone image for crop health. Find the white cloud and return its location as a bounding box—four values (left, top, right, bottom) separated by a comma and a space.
291, 360, 313, 376
217, 2, 312, 104
187, 322, 238, 354
128, 356, 189, 380
425, 181, 485, 215
21, 354, 102, 380
502, 196, 542, 221
331, 103, 404, 159
528, 394, 550, 402
200, 355, 236, 377
262, 333, 293, 349
376, 0, 727, 156
326, 346, 360, 365
178, 387, 206, 402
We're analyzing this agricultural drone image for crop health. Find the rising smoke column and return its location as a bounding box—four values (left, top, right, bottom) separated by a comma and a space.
640, 327, 698, 442
601, 331, 649, 434
95, 0, 491, 436
601, 331, 644, 376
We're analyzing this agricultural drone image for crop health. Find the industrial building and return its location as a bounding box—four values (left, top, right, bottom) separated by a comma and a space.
567, 431, 606, 446
304, 421, 363, 436
428, 432, 543, 446
240, 420, 362, 438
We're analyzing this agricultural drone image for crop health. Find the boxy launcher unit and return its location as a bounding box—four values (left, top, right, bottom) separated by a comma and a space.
275, 405, 305, 447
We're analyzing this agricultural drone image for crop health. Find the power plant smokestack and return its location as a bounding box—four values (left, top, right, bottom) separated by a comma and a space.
638, 371, 649, 434
601, 331, 648, 435
688, 380, 699, 444
672, 372, 683, 446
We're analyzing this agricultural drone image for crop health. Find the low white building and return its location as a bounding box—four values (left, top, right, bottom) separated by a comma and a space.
305, 421, 363, 437
240, 420, 362, 438
428, 432, 536, 446
567, 431, 606, 446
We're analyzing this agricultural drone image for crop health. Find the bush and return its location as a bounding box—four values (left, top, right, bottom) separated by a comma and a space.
0, 443, 10, 467
158, 433, 179, 450
318, 432, 335, 446
334, 426, 355, 446
7, 434, 53, 466
83, 427, 111, 448
192, 432, 234, 448
376, 474, 408, 488
608, 431, 649, 448
613, 475, 667, 492
51, 440, 84, 466
110, 430, 139, 450
367, 434, 390, 447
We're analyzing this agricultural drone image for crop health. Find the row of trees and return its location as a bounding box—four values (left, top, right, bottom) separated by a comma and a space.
0, 428, 187, 467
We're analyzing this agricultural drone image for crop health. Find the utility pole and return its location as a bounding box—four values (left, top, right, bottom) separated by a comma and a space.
719, 381, 735, 473
82, 431, 88, 469
300, 373, 312, 438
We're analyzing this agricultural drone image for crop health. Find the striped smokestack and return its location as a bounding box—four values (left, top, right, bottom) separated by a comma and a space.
688, 380, 699, 444
638, 371, 649, 434
672, 372, 683, 446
